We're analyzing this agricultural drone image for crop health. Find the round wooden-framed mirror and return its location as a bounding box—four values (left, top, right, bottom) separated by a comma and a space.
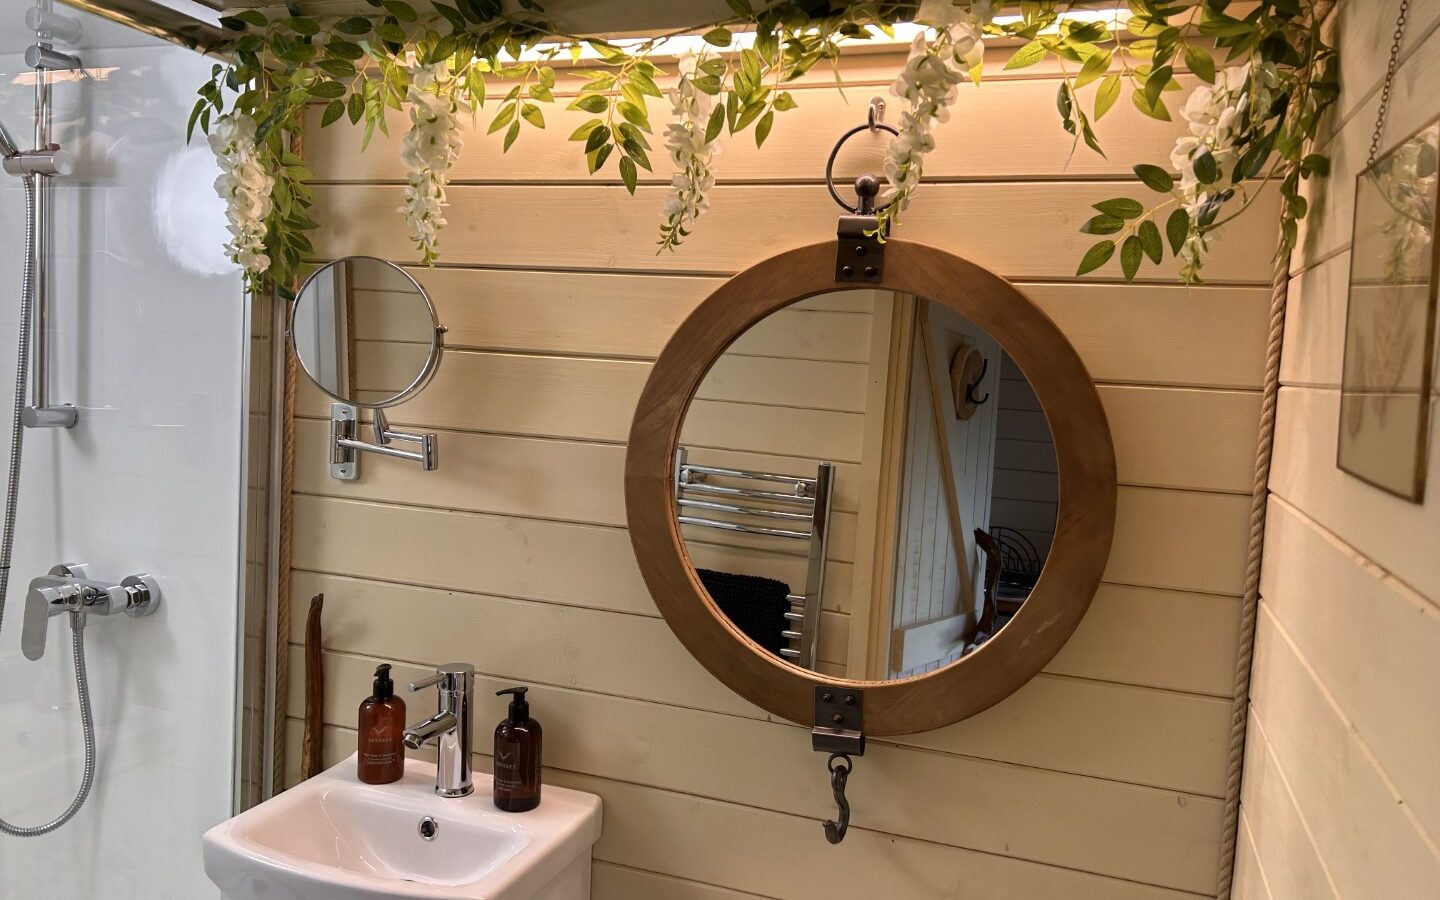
625, 240, 1116, 736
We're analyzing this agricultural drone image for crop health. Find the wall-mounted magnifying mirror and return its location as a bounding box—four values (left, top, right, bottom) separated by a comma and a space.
676, 290, 1057, 681
289, 256, 446, 480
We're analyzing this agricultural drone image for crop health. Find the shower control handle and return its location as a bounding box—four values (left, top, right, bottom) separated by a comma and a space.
20, 564, 161, 660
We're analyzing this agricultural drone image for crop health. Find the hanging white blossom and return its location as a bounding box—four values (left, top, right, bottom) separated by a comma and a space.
659, 53, 721, 251
398, 60, 465, 265
208, 113, 275, 284
1169, 65, 1255, 282
879, 0, 991, 221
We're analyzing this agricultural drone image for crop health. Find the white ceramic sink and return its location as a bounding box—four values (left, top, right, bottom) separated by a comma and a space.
203, 754, 602, 900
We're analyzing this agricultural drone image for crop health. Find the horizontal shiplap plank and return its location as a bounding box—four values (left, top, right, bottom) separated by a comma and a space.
1269, 386, 1440, 601
1099, 385, 1261, 494
291, 719, 1205, 900
289, 570, 1231, 795
332, 267, 1270, 388
293, 479, 1252, 617
1260, 496, 1440, 839
309, 182, 1282, 283
298, 360, 1265, 493
1247, 606, 1440, 899
593, 863, 778, 900
289, 647, 1224, 893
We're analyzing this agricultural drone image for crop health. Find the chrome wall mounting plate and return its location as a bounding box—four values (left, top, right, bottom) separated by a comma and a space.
329, 402, 438, 481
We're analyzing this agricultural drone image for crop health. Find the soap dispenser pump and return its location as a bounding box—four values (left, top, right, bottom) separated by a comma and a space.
493, 686, 542, 812
357, 663, 406, 784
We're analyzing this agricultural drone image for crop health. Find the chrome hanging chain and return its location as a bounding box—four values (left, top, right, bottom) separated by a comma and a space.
1368, 0, 1411, 167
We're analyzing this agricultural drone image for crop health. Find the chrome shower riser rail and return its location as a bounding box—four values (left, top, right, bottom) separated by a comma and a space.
0, 176, 96, 837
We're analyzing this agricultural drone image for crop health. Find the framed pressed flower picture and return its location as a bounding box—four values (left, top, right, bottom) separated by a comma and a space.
1338, 116, 1440, 502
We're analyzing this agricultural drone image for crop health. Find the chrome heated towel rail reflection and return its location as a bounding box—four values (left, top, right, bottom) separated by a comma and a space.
674, 448, 833, 671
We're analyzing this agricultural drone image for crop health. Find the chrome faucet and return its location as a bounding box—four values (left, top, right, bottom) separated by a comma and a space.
404, 663, 474, 797
22, 563, 161, 660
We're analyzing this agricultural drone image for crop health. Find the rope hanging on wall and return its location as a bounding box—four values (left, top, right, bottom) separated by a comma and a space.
1215, 3, 1387, 894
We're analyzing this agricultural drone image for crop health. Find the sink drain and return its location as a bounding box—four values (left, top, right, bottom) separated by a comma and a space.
417, 816, 439, 841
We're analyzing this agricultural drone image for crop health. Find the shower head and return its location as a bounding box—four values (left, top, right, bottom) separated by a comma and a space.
0, 118, 18, 159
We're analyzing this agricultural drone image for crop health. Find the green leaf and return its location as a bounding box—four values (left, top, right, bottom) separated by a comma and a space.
619, 156, 638, 194
326, 39, 365, 61
586, 142, 613, 174
316, 58, 356, 78
320, 98, 346, 127
381, 0, 418, 22
347, 92, 365, 124
569, 119, 604, 141
703, 27, 733, 47
569, 93, 608, 114
1133, 164, 1175, 193
773, 91, 797, 112
1166, 208, 1190, 254
1144, 64, 1173, 107
309, 80, 346, 100
375, 23, 406, 42
755, 110, 774, 147
1120, 235, 1143, 281
1095, 74, 1121, 119
1093, 197, 1144, 219
1130, 88, 1171, 121
519, 102, 545, 128
1076, 49, 1112, 88
1076, 240, 1116, 276
1080, 214, 1124, 235
1301, 153, 1330, 177
1137, 220, 1163, 263
185, 97, 206, 143
503, 119, 521, 151
334, 16, 372, 34
1183, 45, 1215, 83
705, 105, 725, 143
1005, 40, 1048, 70
617, 101, 648, 129
583, 125, 610, 154
487, 103, 516, 133
282, 16, 321, 35
629, 69, 663, 98
1192, 148, 1219, 184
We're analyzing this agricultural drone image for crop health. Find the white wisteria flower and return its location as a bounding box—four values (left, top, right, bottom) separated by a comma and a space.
659, 53, 721, 251
879, 1, 991, 223
398, 60, 465, 265
1169, 64, 1256, 282
208, 113, 275, 283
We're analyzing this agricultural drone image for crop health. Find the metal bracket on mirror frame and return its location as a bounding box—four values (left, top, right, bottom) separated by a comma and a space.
329, 402, 438, 481
812, 686, 864, 844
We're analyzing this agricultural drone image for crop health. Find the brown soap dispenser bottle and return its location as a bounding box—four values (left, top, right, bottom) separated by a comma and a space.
357, 664, 406, 784
493, 686, 542, 812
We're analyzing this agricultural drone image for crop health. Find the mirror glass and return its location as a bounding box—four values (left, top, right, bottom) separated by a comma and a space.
1338, 117, 1440, 501
290, 256, 441, 408
676, 290, 1058, 681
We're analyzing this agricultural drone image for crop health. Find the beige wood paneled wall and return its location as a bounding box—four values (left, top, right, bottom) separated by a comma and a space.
1231, 2, 1440, 898
288, 47, 1276, 898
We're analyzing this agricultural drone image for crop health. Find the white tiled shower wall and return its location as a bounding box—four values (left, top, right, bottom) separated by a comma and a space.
0, 3, 246, 897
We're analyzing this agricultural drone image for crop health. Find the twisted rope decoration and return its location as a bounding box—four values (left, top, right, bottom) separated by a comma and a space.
1214, 248, 1290, 898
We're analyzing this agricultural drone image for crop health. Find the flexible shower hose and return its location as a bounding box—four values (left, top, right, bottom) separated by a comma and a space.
0, 174, 96, 837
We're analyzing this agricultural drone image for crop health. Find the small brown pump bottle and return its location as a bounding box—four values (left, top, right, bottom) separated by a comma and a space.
357, 664, 406, 784
493, 686, 542, 812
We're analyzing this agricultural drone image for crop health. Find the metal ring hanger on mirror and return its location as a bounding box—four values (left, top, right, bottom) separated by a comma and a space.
825, 97, 899, 215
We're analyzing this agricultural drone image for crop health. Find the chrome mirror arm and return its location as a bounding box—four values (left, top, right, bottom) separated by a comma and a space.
328, 403, 438, 480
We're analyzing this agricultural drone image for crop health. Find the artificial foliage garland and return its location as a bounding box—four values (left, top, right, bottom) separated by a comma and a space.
189, 0, 1338, 294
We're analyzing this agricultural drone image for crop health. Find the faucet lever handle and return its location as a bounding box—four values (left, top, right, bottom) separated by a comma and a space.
408, 673, 444, 693
21, 580, 68, 661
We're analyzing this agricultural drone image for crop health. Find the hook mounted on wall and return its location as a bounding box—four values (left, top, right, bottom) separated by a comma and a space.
812, 686, 864, 844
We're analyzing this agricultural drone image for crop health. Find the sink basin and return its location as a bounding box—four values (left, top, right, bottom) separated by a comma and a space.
203, 754, 602, 900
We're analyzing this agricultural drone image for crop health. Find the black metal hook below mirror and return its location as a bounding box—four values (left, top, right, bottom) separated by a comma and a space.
822, 752, 853, 844
966, 356, 991, 406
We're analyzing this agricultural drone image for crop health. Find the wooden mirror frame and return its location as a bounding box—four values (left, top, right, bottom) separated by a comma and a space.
625, 240, 1117, 735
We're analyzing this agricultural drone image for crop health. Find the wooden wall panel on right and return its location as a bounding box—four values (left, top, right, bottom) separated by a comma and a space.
1233, 1, 1440, 897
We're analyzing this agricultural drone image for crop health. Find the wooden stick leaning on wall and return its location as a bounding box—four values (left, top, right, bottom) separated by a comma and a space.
301, 594, 324, 780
